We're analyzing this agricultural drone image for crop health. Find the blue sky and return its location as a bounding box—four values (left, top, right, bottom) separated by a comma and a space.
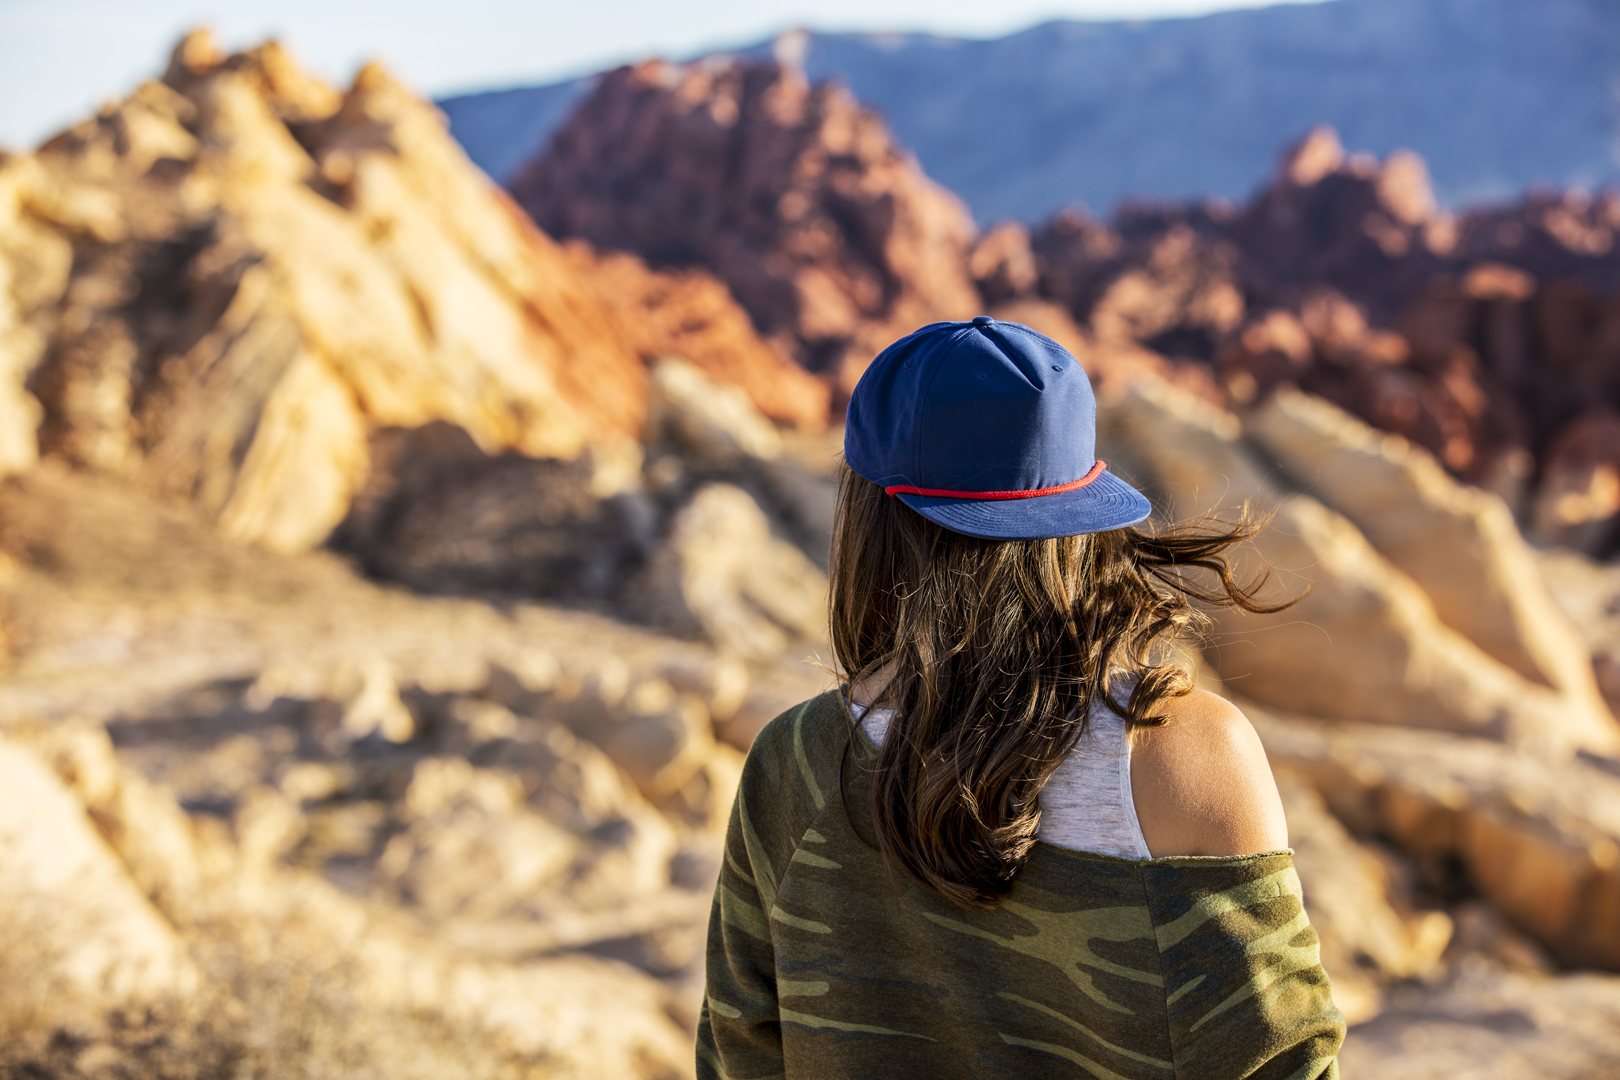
0, 0, 1332, 151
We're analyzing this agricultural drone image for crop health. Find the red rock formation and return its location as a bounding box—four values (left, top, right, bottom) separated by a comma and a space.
5, 33, 824, 553
1455, 189, 1620, 293
1530, 411, 1620, 552
1227, 127, 1453, 321
560, 242, 830, 431
968, 221, 1038, 306
1016, 127, 1620, 546
511, 59, 980, 396
1036, 211, 1244, 360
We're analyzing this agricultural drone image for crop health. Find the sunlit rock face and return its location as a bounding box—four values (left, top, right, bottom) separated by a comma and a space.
511, 58, 980, 396
2, 31, 825, 555
1099, 376, 1620, 760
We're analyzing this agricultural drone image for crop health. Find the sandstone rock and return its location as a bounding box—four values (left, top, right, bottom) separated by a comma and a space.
1252, 705, 1620, 970
0, 155, 73, 475
984, 294, 1221, 404
969, 220, 1039, 304
332, 421, 652, 600
1030, 206, 1125, 313
998, 125, 1620, 511
2, 707, 699, 1080
1231, 127, 1447, 321
20, 40, 601, 549
1537, 547, 1620, 721
514, 58, 980, 393
1529, 410, 1620, 554
18, 719, 206, 923
0, 459, 779, 1077
219, 832, 696, 1080
1276, 767, 1452, 1024
629, 482, 829, 659
565, 242, 831, 430
987, 297, 1090, 358
386, 756, 584, 922
646, 356, 785, 467
0, 736, 200, 1021
1280, 126, 1345, 188
1455, 187, 1620, 292
1214, 286, 1513, 488
1338, 967, 1620, 1080
337, 651, 416, 743
568, 677, 716, 800
1101, 376, 1610, 755
1087, 224, 1245, 361
1249, 387, 1618, 752
1215, 308, 1314, 405
658, 653, 750, 725
481, 646, 562, 718
657, 741, 745, 835
636, 356, 840, 568
1015, 130, 1585, 505
1032, 210, 1244, 364
14, 34, 819, 559
1445, 899, 1555, 974
715, 663, 837, 751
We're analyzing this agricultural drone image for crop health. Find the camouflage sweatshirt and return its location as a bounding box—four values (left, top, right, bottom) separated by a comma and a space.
697, 690, 1345, 1080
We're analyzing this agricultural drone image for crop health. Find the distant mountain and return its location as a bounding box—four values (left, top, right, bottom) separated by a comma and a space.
438, 78, 595, 185
437, 0, 1620, 223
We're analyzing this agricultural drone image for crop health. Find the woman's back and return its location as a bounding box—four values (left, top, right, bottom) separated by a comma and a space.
855, 681, 1291, 863
696, 691, 1344, 1080
858, 690, 1154, 859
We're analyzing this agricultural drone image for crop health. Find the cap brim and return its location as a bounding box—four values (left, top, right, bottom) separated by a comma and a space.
894, 468, 1151, 541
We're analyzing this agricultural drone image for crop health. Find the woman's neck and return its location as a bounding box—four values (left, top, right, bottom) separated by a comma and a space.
846, 660, 898, 707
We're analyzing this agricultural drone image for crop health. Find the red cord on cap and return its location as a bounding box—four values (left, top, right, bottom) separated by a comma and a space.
885, 460, 1108, 501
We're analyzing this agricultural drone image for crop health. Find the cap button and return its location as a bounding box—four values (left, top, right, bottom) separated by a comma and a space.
972, 315, 994, 327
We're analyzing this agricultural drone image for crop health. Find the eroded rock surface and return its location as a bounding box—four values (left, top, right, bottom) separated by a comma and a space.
1250, 387, 1607, 712
0, 461, 832, 1077
1100, 377, 1620, 756
1254, 705, 1620, 970
513, 58, 980, 395
3, 33, 822, 557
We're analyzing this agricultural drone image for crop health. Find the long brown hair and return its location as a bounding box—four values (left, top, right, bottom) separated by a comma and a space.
830, 466, 1290, 910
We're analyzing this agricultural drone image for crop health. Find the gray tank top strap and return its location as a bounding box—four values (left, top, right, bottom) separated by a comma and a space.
850, 692, 1153, 860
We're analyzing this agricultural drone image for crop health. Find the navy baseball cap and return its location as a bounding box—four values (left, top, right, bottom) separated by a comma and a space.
844, 317, 1151, 541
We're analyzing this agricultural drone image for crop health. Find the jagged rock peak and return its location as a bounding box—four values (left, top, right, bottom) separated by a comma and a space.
1281, 126, 1346, 187
163, 27, 226, 85
1376, 149, 1438, 226
6, 34, 827, 554
772, 28, 812, 71
1274, 125, 1438, 227
512, 57, 979, 394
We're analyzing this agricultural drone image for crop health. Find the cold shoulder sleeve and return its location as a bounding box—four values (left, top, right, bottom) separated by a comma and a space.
1143, 853, 1345, 1079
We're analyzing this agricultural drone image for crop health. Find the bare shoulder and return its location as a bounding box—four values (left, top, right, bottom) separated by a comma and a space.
1127, 689, 1289, 859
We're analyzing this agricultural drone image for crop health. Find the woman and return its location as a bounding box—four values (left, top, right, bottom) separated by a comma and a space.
697, 317, 1345, 1079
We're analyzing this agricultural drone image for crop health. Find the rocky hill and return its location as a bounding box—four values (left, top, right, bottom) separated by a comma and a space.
441, 0, 1620, 222
985, 127, 1620, 557
0, 31, 827, 556
514, 60, 1620, 560
5, 29, 1620, 1080
512, 59, 979, 397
